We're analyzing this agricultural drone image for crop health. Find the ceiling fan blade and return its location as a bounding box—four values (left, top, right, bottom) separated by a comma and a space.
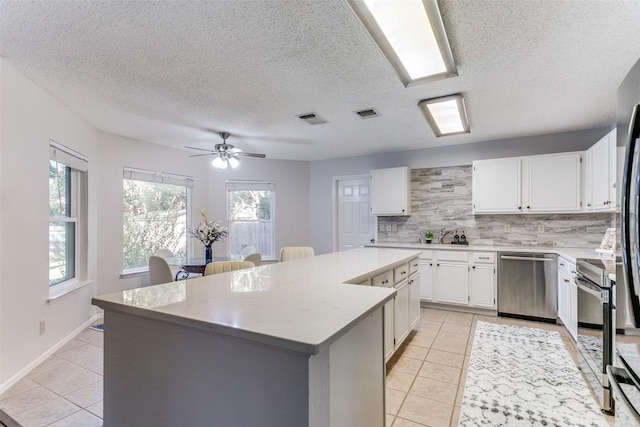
238, 152, 267, 158
227, 147, 242, 154
185, 146, 214, 152
189, 153, 215, 158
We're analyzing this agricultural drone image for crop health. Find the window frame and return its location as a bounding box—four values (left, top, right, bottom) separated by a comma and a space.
121, 167, 193, 274
48, 141, 88, 290
226, 180, 276, 260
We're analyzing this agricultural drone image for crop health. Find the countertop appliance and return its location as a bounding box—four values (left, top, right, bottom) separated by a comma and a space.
609, 55, 640, 425
498, 252, 557, 321
575, 257, 616, 414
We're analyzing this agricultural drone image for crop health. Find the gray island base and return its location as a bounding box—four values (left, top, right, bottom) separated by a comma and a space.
93, 248, 421, 427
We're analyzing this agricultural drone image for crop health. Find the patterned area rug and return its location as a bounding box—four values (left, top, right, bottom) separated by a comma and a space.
459, 322, 607, 427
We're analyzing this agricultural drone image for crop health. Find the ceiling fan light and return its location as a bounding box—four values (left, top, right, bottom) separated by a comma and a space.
212, 156, 225, 168
228, 157, 240, 168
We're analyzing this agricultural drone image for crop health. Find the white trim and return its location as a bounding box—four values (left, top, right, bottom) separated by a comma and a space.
331, 174, 374, 252
123, 166, 194, 188
47, 280, 93, 304
120, 268, 149, 279
0, 313, 103, 394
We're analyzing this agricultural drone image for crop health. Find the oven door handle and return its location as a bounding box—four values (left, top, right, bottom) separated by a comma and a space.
500, 255, 554, 262
575, 278, 603, 300
607, 365, 640, 423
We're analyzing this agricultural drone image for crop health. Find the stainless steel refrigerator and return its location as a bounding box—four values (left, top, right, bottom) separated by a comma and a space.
610, 55, 640, 425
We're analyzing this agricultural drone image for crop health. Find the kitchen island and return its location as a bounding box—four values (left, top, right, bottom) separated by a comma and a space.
92, 247, 420, 427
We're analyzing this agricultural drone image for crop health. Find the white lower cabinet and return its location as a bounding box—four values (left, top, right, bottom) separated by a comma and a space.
418, 259, 434, 301
383, 299, 395, 360
370, 257, 420, 361
435, 262, 469, 305
394, 280, 410, 347
557, 257, 578, 340
408, 273, 420, 328
418, 250, 497, 309
470, 264, 495, 308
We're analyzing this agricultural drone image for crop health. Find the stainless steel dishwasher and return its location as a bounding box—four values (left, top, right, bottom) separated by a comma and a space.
498, 252, 558, 321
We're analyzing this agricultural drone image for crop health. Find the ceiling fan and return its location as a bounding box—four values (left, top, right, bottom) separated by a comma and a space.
185, 132, 266, 169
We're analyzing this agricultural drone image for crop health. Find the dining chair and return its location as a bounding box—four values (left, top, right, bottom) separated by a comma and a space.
204, 261, 255, 276
279, 246, 315, 262
243, 253, 262, 266
155, 248, 175, 258
149, 255, 175, 285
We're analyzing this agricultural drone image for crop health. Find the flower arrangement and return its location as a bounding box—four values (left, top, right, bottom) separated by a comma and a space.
188, 211, 228, 247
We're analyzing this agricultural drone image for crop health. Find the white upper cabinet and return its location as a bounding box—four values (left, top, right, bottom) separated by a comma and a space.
473, 152, 582, 214
524, 153, 582, 213
370, 167, 411, 216
472, 158, 522, 214
585, 129, 616, 212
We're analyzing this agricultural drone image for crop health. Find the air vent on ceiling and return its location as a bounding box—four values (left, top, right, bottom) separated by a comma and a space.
354, 108, 380, 119
296, 112, 328, 125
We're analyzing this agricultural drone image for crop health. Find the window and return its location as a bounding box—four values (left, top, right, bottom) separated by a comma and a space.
123, 168, 193, 272
49, 141, 87, 287
227, 181, 275, 260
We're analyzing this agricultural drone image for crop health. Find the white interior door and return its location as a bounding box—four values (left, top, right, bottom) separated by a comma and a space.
338, 178, 373, 251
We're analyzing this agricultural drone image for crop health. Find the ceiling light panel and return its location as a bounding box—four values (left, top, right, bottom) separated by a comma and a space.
348, 0, 457, 87
418, 94, 470, 137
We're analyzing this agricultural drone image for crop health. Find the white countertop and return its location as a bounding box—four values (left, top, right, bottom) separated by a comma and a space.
92, 248, 421, 355
365, 242, 603, 263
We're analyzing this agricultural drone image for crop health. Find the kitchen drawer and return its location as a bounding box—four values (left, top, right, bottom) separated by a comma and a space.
394, 263, 410, 284
408, 257, 420, 275
472, 252, 495, 264
419, 250, 433, 260
437, 251, 469, 262
372, 270, 393, 287
558, 257, 576, 276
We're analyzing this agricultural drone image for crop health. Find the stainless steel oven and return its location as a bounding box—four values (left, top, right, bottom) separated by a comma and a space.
575, 258, 616, 414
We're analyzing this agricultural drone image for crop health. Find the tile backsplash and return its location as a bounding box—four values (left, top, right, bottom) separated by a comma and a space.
377, 165, 613, 248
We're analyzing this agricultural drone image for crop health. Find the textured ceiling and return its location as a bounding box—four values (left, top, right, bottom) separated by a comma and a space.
2, 0, 640, 161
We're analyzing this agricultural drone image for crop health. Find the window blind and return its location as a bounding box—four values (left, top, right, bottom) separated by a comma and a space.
49, 140, 88, 172
123, 167, 194, 188
226, 180, 275, 192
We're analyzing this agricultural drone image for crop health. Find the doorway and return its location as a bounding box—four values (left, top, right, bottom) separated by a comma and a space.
333, 176, 375, 251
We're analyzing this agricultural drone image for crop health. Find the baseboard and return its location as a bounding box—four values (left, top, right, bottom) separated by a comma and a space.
0, 313, 103, 395
420, 301, 498, 316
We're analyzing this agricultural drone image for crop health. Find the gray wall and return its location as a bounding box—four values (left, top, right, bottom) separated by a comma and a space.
309, 127, 611, 254
377, 166, 612, 248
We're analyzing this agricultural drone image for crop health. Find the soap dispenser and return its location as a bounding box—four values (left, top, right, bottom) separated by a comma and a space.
460, 230, 467, 244
453, 230, 460, 244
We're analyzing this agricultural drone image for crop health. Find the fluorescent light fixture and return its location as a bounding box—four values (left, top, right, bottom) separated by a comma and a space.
347, 0, 457, 87
418, 94, 470, 137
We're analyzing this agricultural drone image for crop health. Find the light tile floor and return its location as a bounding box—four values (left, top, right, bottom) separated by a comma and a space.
0, 327, 104, 427
384, 308, 613, 427
0, 308, 612, 427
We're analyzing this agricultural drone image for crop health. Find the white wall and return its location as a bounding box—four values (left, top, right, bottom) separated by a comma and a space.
205, 157, 310, 260
309, 127, 611, 254
0, 59, 100, 385
0, 59, 312, 387
95, 132, 211, 295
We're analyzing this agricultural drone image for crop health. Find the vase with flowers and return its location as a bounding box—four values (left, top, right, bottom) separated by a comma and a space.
188, 211, 228, 263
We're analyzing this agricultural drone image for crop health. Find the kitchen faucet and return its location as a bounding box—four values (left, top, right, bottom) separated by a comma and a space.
438, 228, 452, 244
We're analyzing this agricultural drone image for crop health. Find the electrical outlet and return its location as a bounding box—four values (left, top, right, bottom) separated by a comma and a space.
538, 224, 545, 233
378, 223, 385, 232
504, 223, 511, 233
386, 224, 392, 232
391, 224, 398, 232
39, 320, 45, 335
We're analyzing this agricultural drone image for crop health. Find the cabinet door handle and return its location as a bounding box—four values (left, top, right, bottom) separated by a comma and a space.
437, 263, 440, 267
587, 203, 592, 207
527, 205, 530, 209
564, 279, 570, 283
518, 206, 522, 210
430, 263, 433, 266
472, 266, 476, 269
560, 263, 565, 266
382, 279, 388, 284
